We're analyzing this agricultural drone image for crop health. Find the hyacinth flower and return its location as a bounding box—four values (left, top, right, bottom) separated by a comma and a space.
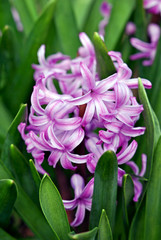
63, 174, 94, 227
32, 44, 71, 80
99, 1, 112, 37
125, 22, 136, 36
144, 0, 161, 14
18, 27, 152, 227
130, 23, 161, 66
85, 136, 147, 201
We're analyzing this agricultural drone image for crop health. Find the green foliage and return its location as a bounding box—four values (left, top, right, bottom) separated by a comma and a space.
105, 0, 135, 50
90, 151, 117, 231
98, 210, 113, 240
93, 32, 115, 79
40, 174, 70, 240
54, 0, 79, 57
0, 228, 16, 240
138, 78, 161, 178
0, 179, 17, 225
0, 0, 161, 239
69, 227, 98, 240
122, 175, 134, 231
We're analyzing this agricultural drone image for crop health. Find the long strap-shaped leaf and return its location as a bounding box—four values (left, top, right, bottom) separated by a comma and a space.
98, 209, 113, 240
143, 136, 161, 239
54, 0, 79, 57
93, 32, 115, 80
90, 150, 117, 231
0, 228, 16, 240
0, 179, 17, 224
129, 79, 161, 240
69, 227, 98, 240
0, 160, 58, 240
105, 0, 135, 50
3, 0, 57, 116
39, 174, 71, 240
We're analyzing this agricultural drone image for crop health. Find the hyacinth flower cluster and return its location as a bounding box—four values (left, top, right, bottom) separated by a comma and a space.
129, 1, 161, 66
18, 2, 152, 227
18, 32, 152, 226
130, 23, 161, 66
144, 0, 161, 15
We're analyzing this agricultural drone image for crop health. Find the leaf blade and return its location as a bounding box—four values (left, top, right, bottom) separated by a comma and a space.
89, 151, 118, 231
0, 179, 17, 224
93, 32, 115, 79
98, 209, 113, 240
105, 0, 135, 50
0, 160, 59, 240
39, 174, 70, 240
69, 227, 98, 240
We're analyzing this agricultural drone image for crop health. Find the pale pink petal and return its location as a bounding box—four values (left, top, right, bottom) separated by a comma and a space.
48, 150, 62, 167
60, 154, 77, 170
81, 177, 94, 199
117, 140, 138, 164
82, 100, 95, 126
63, 199, 77, 210
71, 174, 85, 197
121, 126, 145, 137
63, 128, 84, 151
139, 154, 147, 177
80, 62, 95, 93
71, 204, 86, 227
55, 117, 82, 131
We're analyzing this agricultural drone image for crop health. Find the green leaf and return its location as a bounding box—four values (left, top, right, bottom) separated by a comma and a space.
69, 227, 98, 240
29, 159, 41, 190
128, 200, 146, 240
0, 228, 16, 240
134, 0, 146, 40
138, 78, 161, 178
98, 209, 113, 240
0, 160, 59, 240
83, 0, 107, 38
39, 174, 70, 240
3, 0, 57, 116
129, 79, 161, 240
0, 99, 12, 138
93, 32, 115, 79
0, 0, 17, 31
150, 35, 161, 121
122, 174, 134, 229
0, 179, 17, 224
90, 151, 117, 230
10, 144, 39, 206
144, 136, 161, 239
105, 0, 135, 50
0, 26, 20, 87
72, 0, 93, 30
54, 0, 79, 57
1, 104, 27, 172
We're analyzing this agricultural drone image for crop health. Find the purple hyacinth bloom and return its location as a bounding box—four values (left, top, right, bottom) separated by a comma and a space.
85, 136, 146, 201
99, 2, 112, 37
18, 17, 151, 227
32, 45, 71, 80
126, 154, 147, 201
63, 174, 94, 227
11, 7, 23, 32
125, 22, 136, 35
144, 0, 161, 14
130, 23, 161, 66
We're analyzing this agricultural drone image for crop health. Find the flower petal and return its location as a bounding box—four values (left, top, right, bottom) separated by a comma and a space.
71, 174, 85, 198
71, 203, 86, 227
117, 140, 138, 164
63, 199, 77, 210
